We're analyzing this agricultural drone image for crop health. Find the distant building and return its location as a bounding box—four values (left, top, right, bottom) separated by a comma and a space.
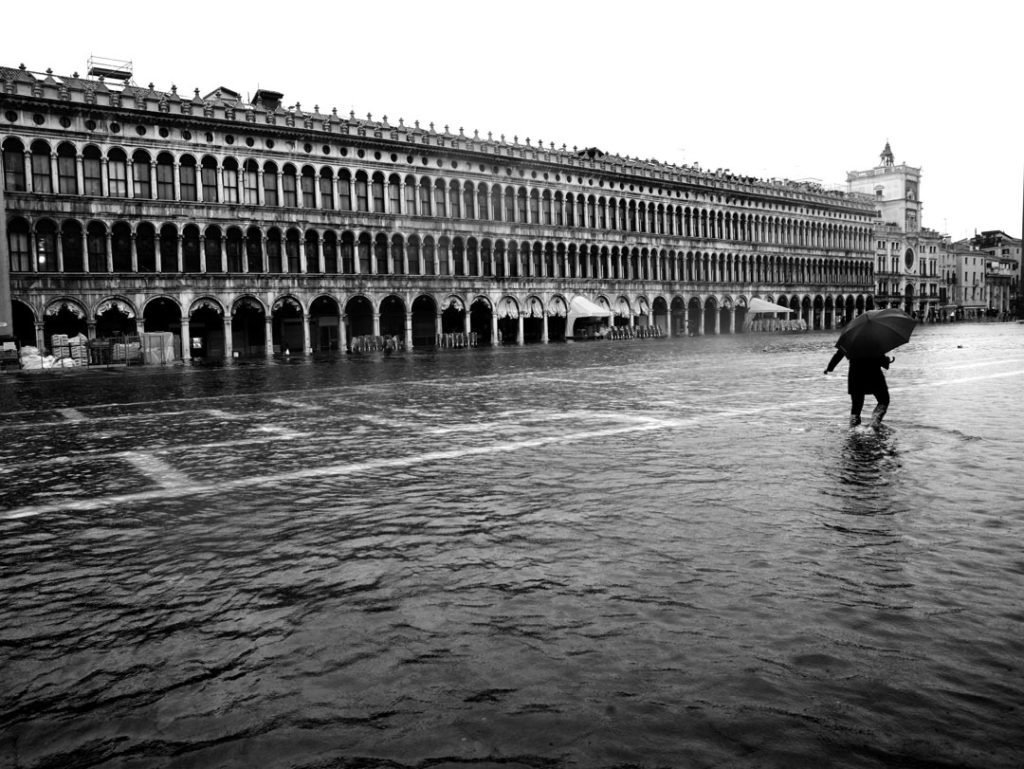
2, 61, 878, 361
848, 142, 944, 320
971, 230, 1020, 317
943, 240, 990, 320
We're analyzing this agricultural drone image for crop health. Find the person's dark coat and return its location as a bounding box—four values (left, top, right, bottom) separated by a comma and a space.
826, 348, 891, 396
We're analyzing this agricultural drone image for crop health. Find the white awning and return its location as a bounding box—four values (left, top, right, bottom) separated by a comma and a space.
569, 295, 614, 317
747, 297, 793, 314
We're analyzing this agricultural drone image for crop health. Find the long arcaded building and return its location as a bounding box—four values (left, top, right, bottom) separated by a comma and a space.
1, 60, 878, 360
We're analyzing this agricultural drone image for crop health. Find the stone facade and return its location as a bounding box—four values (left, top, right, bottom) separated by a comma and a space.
2, 62, 878, 360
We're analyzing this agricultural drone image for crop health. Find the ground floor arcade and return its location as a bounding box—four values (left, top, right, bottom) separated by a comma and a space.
9, 283, 874, 362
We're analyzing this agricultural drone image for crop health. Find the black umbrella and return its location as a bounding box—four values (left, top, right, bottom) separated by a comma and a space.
836, 308, 916, 358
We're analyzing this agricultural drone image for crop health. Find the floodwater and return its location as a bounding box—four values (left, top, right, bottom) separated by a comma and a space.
1, 323, 1022, 769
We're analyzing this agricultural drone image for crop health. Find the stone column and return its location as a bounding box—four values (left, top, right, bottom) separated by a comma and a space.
56, 231, 65, 273
302, 314, 311, 354
338, 313, 347, 353
180, 318, 191, 360
49, 152, 59, 194
223, 317, 233, 360
372, 312, 381, 338
81, 229, 89, 273
126, 158, 135, 199
517, 314, 524, 346
172, 162, 181, 201
463, 309, 471, 336
130, 234, 138, 272
541, 312, 549, 344
698, 306, 705, 336
729, 307, 736, 334
265, 316, 274, 357
435, 312, 443, 342
404, 315, 413, 350
34, 322, 45, 351
105, 231, 114, 273
491, 313, 499, 346
75, 155, 85, 194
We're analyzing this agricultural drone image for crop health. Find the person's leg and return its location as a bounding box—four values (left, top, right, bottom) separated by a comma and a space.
850, 392, 865, 427
869, 386, 890, 428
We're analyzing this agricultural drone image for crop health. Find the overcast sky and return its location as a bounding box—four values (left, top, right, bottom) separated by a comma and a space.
5, 0, 1020, 241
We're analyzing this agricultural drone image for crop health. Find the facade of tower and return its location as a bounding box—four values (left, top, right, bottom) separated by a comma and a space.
2, 62, 877, 362
847, 142, 944, 319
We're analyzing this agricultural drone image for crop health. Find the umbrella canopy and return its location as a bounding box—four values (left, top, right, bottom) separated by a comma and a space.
747, 297, 793, 314
836, 308, 916, 358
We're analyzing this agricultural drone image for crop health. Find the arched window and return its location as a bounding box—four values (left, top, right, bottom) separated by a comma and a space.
302, 167, 317, 208
319, 168, 335, 209
305, 229, 320, 273
34, 219, 57, 272
107, 148, 128, 197
419, 177, 433, 216
58, 143, 78, 195
338, 169, 352, 211
204, 225, 222, 272
387, 174, 401, 213
222, 157, 239, 203
286, 228, 301, 272
132, 150, 151, 199
62, 220, 84, 272
84, 146, 104, 196
2, 138, 26, 191
112, 221, 132, 271
371, 172, 385, 213
449, 180, 461, 218
225, 226, 243, 272
263, 161, 279, 206
243, 159, 259, 205
491, 185, 503, 222
87, 221, 108, 272
433, 179, 446, 217
478, 184, 489, 220
182, 224, 201, 272
517, 188, 527, 223
160, 224, 179, 272
179, 155, 198, 201
529, 190, 540, 224
201, 156, 218, 202
505, 187, 515, 222
404, 175, 417, 214
463, 182, 475, 219
267, 227, 283, 272
281, 164, 298, 207
423, 236, 436, 275
322, 230, 338, 273
357, 232, 372, 273
155, 152, 174, 199
340, 231, 355, 273
245, 226, 263, 272
7, 218, 30, 270
137, 222, 156, 273
355, 171, 369, 212
407, 235, 421, 275
30, 141, 53, 194
542, 191, 553, 226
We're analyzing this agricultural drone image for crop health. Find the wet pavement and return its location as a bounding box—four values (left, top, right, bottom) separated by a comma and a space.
1, 323, 1023, 768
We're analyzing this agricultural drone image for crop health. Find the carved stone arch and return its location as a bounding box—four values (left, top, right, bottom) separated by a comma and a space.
232, 294, 267, 316
95, 297, 138, 319
189, 296, 226, 317
44, 297, 88, 319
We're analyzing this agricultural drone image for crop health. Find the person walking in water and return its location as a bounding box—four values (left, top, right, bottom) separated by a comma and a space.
824, 347, 895, 428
